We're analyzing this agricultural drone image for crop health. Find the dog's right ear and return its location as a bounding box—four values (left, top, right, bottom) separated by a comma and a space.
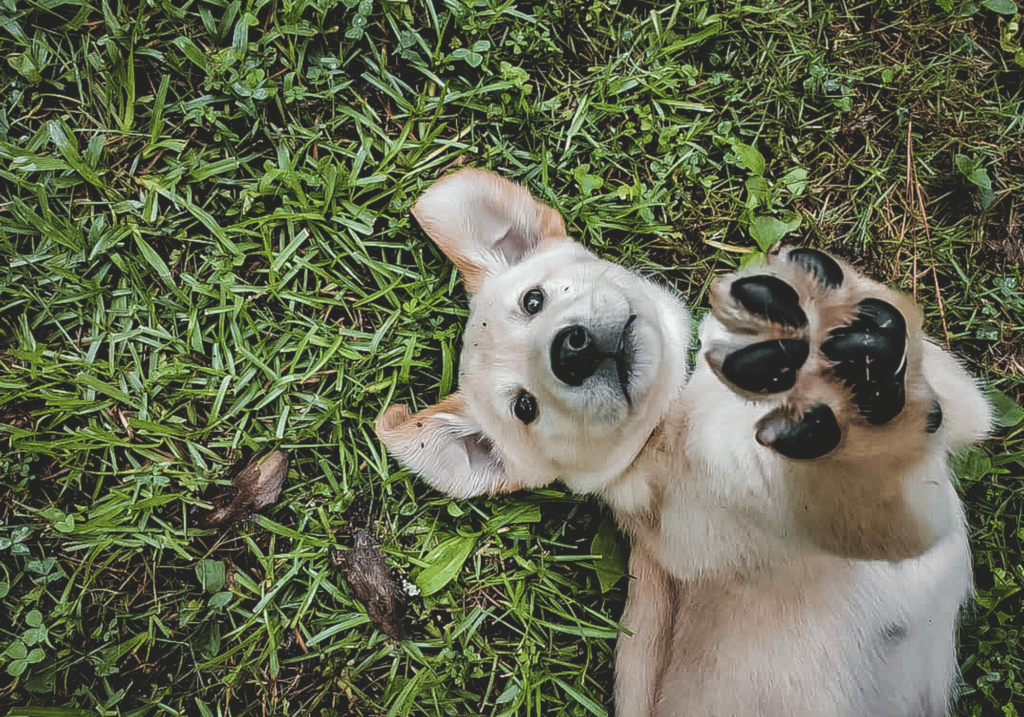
411, 168, 569, 293
374, 393, 515, 498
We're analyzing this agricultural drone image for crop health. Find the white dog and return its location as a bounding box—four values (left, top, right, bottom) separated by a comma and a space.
376, 168, 991, 716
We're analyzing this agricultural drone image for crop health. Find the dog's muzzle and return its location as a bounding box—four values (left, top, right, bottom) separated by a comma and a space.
550, 316, 637, 401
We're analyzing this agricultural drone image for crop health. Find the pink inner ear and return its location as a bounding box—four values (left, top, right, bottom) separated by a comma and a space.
374, 393, 513, 499
410, 168, 570, 294
461, 430, 496, 467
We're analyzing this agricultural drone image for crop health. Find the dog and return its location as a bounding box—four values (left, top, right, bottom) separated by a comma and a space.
375, 168, 992, 716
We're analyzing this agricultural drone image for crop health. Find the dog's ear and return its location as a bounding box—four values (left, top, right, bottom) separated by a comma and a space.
374, 394, 515, 498
411, 168, 569, 293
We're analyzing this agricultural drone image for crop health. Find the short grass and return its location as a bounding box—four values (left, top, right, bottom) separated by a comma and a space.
1, 0, 1023, 715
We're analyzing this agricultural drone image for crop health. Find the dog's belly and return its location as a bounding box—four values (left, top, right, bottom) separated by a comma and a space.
654, 528, 971, 717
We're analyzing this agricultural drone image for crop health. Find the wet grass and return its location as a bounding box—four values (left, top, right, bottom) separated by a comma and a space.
1, 0, 1023, 714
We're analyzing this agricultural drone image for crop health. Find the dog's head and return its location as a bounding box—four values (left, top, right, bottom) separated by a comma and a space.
376, 169, 690, 498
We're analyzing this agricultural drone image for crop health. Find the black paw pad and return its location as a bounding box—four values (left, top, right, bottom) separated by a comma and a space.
731, 276, 808, 328
756, 403, 842, 460
821, 298, 908, 425
821, 299, 907, 380
722, 339, 810, 393
851, 378, 906, 426
788, 248, 843, 289
925, 401, 943, 434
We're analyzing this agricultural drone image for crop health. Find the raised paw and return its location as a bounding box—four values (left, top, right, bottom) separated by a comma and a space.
706, 247, 935, 460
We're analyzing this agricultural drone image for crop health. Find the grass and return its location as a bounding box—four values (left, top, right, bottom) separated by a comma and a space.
0, 0, 1022, 714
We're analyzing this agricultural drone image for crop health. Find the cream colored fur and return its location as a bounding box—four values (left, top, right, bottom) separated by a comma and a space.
376, 168, 992, 717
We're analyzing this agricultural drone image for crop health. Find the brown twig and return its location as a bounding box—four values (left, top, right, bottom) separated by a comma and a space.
904, 121, 918, 302
903, 120, 951, 349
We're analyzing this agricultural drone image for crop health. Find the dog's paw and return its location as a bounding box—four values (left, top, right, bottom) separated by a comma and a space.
706, 247, 935, 460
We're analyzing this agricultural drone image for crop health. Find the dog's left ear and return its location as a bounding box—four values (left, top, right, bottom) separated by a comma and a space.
411, 168, 569, 293
375, 393, 514, 498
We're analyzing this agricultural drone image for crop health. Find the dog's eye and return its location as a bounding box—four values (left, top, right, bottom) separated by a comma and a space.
522, 289, 544, 315
513, 391, 538, 424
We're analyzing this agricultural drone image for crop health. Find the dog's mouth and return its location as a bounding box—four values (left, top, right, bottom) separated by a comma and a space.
616, 314, 638, 404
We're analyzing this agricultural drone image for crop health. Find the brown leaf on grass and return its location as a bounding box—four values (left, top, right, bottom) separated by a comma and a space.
329, 531, 408, 640
0, 399, 42, 432
193, 448, 289, 529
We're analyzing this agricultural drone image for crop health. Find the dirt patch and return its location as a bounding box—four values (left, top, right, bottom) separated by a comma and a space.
981, 207, 1024, 269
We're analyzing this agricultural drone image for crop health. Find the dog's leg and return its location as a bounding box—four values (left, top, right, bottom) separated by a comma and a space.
615, 539, 677, 717
701, 246, 990, 561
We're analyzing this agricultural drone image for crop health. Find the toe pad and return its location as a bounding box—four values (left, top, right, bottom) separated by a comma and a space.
756, 403, 842, 460
730, 276, 808, 328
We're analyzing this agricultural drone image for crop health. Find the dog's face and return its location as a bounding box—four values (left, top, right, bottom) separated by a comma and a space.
376, 169, 690, 498
459, 238, 691, 494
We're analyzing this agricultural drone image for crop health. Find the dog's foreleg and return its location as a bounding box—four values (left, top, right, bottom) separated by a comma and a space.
615, 540, 677, 717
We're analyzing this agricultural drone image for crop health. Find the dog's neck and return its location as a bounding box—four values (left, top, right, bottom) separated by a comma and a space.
599, 397, 690, 529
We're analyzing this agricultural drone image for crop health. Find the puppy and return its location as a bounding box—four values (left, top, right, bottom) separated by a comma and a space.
376, 168, 991, 716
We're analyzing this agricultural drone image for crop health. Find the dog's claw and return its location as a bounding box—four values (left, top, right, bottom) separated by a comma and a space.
787, 248, 844, 289
730, 276, 808, 328
721, 339, 810, 393
756, 403, 842, 460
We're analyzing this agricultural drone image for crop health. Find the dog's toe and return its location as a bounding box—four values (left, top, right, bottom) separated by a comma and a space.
785, 247, 844, 289
730, 275, 808, 328
756, 403, 842, 459
822, 298, 908, 425
719, 338, 810, 394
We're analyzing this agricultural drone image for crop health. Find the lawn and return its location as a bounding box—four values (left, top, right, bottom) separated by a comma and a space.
1, 0, 1022, 715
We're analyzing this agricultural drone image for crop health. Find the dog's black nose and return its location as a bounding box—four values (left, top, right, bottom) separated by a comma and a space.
551, 326, 602, 386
